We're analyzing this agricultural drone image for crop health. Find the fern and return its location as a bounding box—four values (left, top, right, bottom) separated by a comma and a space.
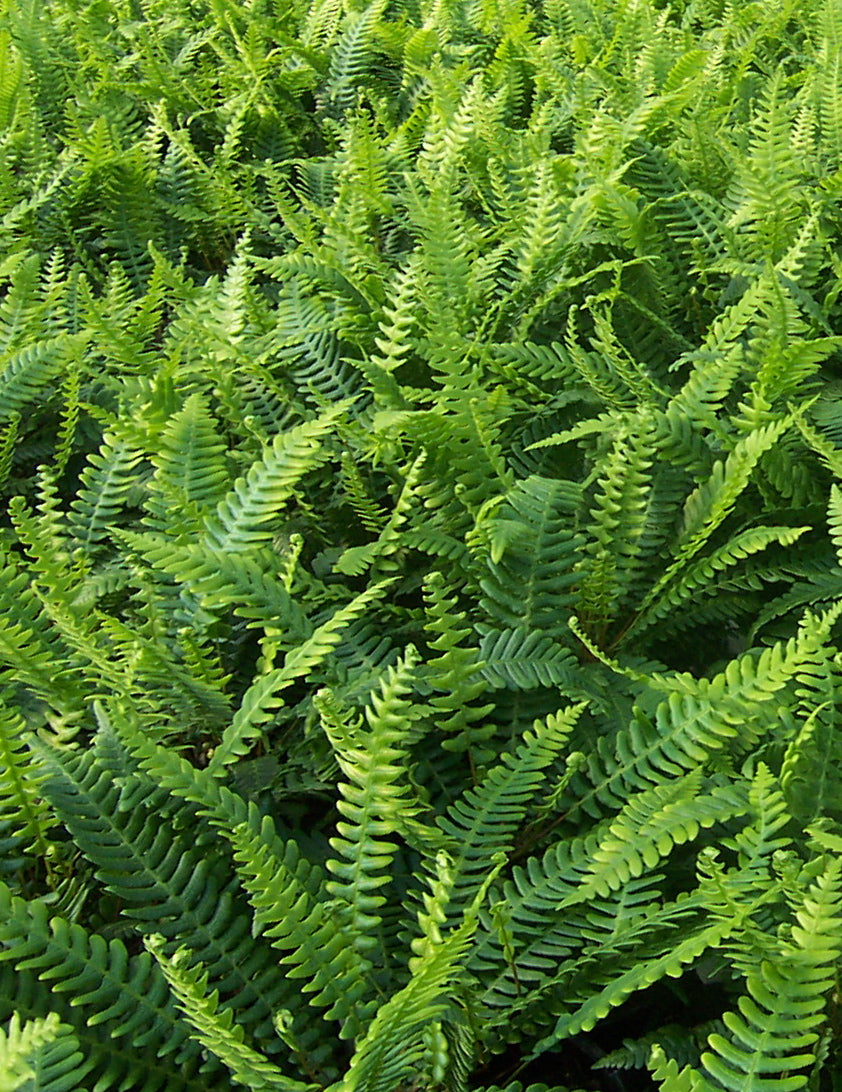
321, 650, 427, 950
0, 694, 53, 859
658, 858, 842, 1092
202, 405, 348, 554
224, 814, 375, 1037
208, 577, 395, 770
0, 882, 219, 1092
30, 728, 301, 1058
434, 704, 584, 926
146, 936, 317, 1092
7, 0, 842, 1088
0, 1012, 89, 1092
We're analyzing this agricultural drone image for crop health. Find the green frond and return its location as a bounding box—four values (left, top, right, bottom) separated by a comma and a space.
569, 608, 841, 817
694, 859, 842, 1091
123, 535, 313, 640
0, 1012, 88, 1092
660, 346, 744, 460
225, 814, 375, 1037
202, 404, 348, 554
146, 394, 230, 530
30, 729, 298, 1055
146, 936, 317, 1092
477, 627, 578, 690
0, 413, 20, 493
0, 334, 88, 425
782, 646, 842, 823
408, 392, 515, 534
480, 1085, 588, 1092
649, 1046, 714, 1091
207, 577, 394, 771
628, 417, 794, 634
534, 914, 746, 1051
435, 704, 585, 925
597, 1019, 724, 1073
726, 70, 806, 258
422, 572, 495, 755
265, 278, 364, 407
323, 649, 427, 949
321, 0, 389, 118
749, 562, 842, 637
628, 524, 810, 640
813, 0, 842, 166
338, 451, 388, 536
562, 773, 747, 904
334, 453, 426, 577
0, 548, 92, 726
727, 762, 795, 875
476, 476, 584, 640
366, 262, 418, 406
104, 703, 254, 829
577, 410, 657, 630
0, 882, 217, 1092
0, 692, 53, 858
828, 483, 842, 564
332, 853, 502, 1092
67, 424, 145, 552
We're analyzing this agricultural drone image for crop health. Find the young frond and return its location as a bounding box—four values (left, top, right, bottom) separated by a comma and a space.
225, 814, 375, 1038
0, 1012, 89, 1092
146, 937, 317, 1092
323, 649, 427, 949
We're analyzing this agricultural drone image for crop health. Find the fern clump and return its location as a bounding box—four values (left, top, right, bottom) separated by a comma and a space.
4, 0, 842, 1089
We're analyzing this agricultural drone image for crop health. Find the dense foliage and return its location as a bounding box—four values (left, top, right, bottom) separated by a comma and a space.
4, 0, 842, 1088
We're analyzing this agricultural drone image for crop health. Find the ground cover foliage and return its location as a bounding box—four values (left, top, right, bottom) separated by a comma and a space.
5, 0, 842, 1088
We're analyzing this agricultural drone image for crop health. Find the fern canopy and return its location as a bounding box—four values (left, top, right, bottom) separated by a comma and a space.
4, 0, 842, 1089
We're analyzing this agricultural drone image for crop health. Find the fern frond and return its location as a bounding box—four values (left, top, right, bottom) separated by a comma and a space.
476, 476, 584, 640
146, 936, 317, 1092
577, 410, 657, 630
146, 394, 230, 530
435, 704, 585, 925
568, 608, 841, 817
67, 424, 145, 551
225, 814, 375, 1038
0, 334, 87, 424
534, 914, 747, 1051
0, 1012, 88, 1092
323, 649, 428, 950
31, 730, 297, 1054
0, 692, 53, 858
627, 417, 794, 636
208, 577, 394, 771
563, 772, 748, 904
691, 859, 842, 1092
782, 645, 842, 823
122, 535, 313, 640
321, 0, 389, 118
420, 571, 495, 756
202, 404, 348, 554
0, 882, 215, 1092
333, 452, 425, 577
477, 627, 577, 690
628, 524, 810, 640
332, 852, 502, 1092
726, 70, 806, 258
